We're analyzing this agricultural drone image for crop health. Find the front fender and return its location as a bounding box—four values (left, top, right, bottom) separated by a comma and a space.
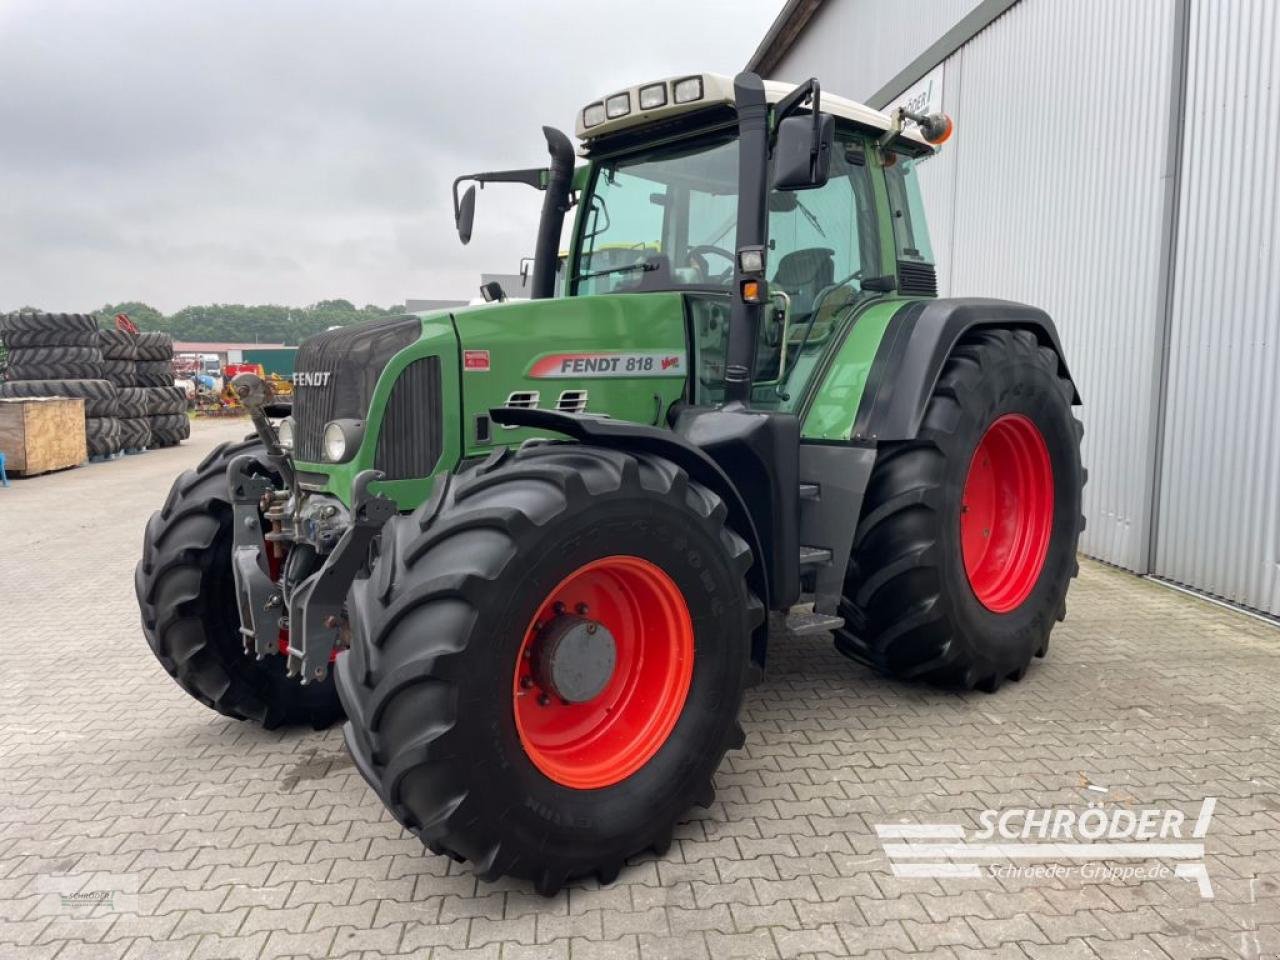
490, 406, 778, 669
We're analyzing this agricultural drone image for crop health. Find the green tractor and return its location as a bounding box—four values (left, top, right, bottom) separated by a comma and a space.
136, 71, 1083, 893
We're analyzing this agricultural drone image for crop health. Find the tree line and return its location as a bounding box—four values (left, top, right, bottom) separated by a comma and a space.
93, 300, 407, 346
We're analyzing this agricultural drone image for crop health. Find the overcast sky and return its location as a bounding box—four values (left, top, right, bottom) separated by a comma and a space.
0, 1, 784, 313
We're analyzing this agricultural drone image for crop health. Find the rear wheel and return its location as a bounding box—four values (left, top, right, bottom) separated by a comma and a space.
834, 328, 1084, 691
337, 444, 760, 893
134, 439, 342, 728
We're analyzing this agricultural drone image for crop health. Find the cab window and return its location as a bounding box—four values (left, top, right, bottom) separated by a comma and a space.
884, 156, 934, 264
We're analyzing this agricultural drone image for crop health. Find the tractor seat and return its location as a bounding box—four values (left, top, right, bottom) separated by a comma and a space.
787, 282, 857, 348
772, 247, 835, 319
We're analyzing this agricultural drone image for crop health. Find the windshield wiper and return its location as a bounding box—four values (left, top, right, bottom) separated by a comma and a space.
572, 261, 658, 283
796, 197, 825, 236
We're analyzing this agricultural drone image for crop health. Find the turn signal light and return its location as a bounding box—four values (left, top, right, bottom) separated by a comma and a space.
741, 279, 764, 303
921, 113, 954, 145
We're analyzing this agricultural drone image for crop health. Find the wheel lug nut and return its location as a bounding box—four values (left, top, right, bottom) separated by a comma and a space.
538, 694, 551, 707
520, 676, 534, 689
553, 602, 565, 614
576, 603, 589, 615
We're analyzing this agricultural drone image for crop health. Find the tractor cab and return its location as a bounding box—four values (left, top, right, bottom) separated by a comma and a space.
457, 73, 943, 414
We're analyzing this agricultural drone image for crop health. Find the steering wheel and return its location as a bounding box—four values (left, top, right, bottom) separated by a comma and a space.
687, 244, 736, 283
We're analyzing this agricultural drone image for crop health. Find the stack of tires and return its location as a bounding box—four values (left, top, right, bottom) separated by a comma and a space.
98, 327, 151, 451
135, 332, 188, 448
0, 311, 121, 459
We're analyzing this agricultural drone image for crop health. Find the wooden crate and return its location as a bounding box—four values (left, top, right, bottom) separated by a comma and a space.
0, 396, 87, 476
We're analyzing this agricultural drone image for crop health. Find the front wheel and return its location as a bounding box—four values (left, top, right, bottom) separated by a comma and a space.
134, 439, 343, 728
835, 328, 1085, 691
337, 444, 761, 894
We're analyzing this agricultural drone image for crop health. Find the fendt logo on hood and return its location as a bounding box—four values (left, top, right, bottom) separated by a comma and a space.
292, 371, 332, 388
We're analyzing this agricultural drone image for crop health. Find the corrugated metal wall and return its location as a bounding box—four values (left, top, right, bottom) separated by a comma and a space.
920, 0, 1179, 572
1154, 0, 1280, 613
778, 0, 983, 98
771, 0, 1280, 615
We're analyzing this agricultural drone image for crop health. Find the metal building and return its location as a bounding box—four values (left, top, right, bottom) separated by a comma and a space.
751, 0, 1280, 617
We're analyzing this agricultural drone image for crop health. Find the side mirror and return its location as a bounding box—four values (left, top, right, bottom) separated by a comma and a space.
773, 112, 834, 191
456, 184, 476, 245
518, 256, 534, 287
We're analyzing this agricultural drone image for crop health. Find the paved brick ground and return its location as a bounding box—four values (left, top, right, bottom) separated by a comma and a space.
2, 417, 1278, 960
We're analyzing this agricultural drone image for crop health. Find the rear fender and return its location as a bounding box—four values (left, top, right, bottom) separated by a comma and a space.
852, 297, 1081, 442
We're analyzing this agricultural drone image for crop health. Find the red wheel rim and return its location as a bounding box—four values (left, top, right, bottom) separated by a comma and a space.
960, 414, 1054, 613
513, 556, 694, 790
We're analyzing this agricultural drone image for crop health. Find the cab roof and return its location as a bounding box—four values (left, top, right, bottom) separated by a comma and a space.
575, 72, 931, 150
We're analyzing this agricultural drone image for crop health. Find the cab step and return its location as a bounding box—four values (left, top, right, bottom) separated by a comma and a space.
784, 602, 845, 636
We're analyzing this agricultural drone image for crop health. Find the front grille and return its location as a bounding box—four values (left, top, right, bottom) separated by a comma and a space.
374, 357, 443, 480
898, 259, 938, 297
292, 316, 422, 462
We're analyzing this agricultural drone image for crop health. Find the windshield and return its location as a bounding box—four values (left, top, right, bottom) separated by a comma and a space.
575, 132, 739, 295
573, 128, 882, 317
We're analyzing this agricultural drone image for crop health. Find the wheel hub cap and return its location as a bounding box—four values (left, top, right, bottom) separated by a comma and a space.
513, 555, 694, 790
533, 615, 617, 704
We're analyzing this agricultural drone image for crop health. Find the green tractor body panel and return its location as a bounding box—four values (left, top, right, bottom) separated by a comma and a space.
290, 293, 691, 510
290, 290, 924, 510
451, 292, 689, 455
800, 298, 920, 442
288, 317, 462, 509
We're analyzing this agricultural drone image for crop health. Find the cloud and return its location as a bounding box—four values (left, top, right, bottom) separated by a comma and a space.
0, 0, 783, 312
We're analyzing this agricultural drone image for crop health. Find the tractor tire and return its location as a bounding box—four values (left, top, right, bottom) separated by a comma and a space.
97, 329, 137, 360
6, 345, 103, 366
135, 439, 343, 728
135, 359, 172, 377
147, 413, 189, 446
101, 359, 137, 387
119, 417, 151, 450
4, 327, 97, 349
86, 417, 122, 458
134, 332, 174, 361
4, 311, 97, 337
146, 385, 188, 415
0, 378, 118, 417
135, 371, 175, 388
337, 444, 760, 894
150, 425, 190, 449
116, 387, 150, 419
834, 328, 1084, 692
6, 360, 104, 381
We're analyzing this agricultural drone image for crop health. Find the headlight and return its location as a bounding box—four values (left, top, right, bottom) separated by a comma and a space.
639, 83, 667, 110
277, 416, 295, 451
605, 92, 630, 119
323, 422, 347, 462
322, 419, 364, 462
673, 76, 703, 104
582, 102, 606, 128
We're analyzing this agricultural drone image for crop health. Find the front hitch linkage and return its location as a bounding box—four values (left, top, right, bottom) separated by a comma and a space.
286, 470, 396, 684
